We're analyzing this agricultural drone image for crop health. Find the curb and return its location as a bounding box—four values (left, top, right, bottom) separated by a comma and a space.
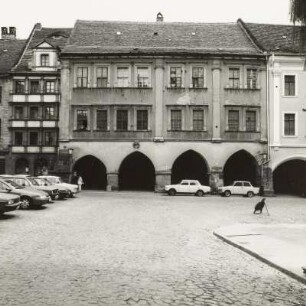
213, 231, 306, 285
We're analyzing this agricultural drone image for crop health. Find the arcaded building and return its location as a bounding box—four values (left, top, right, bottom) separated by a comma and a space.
58, 15, 269, 192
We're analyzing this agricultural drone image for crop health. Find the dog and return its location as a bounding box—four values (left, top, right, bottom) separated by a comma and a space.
254, 198, 266, 214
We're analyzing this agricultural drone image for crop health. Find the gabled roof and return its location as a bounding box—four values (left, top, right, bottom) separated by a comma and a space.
62, 20, 262, 56
239, 20, 306, 54
0, 39, 26, 75
14, 26, 72, 72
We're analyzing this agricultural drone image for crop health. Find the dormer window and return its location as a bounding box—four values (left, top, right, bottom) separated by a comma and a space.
41, 54, 50, 67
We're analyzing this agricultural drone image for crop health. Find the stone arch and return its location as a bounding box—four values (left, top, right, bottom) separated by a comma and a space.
119, 151, 155, 191
273, 159, 306, 196
171, 150, 209, 185
73, 155, 107, 190
223, 150, 259, 186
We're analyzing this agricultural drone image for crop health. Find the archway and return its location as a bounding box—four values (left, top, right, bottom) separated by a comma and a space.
15, 158, 29, 174
273, 159, 306, 196
73, 155, 107, 190
34, 158, 48, 176
171, 150, 209, 185
119, 152, 155, 191
223, 150, 259, 186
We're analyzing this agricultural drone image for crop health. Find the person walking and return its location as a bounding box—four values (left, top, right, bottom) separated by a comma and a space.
71, 171, 78, 185
77, 175, 84, 191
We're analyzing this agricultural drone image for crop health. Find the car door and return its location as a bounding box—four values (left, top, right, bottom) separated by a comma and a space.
233, 181, 243, 195
243, 182, 251, 194
189, 181, 198, 194
179, 181, 190, 193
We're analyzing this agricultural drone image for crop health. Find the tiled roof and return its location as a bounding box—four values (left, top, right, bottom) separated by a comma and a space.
62, 20, 262, 56
241, 21, 306, 54
0, 39, 26, 75
14, 27, 71, 72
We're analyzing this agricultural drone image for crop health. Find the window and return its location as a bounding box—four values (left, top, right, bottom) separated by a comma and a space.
45, 80, 55, 93
76, 110, 88, 130
29, 80, 40, 94
137, 110, 148, 130
96, 67, 108, 87
15, 80, 25, 94
117, 67, 129, 87
44, 106, 56, 120
136, 67, 149, 87
44, 131, 56, 146
234, 182, 243, 186
246, 111, 256, 132
15, 132, 23, 145
40, 54, 50, 67
170, 67, 182, 88
284, 75, 296, 96
96, 110, 108, 131
29, 106, 39, 120
247, 69, 258, 89
29, 132, 38, 145
171, 110, 182, 130
284, 113, 296, 136
229, 68, 240, 89
116, 110, 128, 131
192, 67, 204, 88
193, 110, 204, 131
14, 106, 24, 119
77, 67, 88, 88
228, 110, 239, 131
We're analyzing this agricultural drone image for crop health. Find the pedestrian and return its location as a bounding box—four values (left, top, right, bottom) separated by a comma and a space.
71, 171, 78, 185
78, 175, 84, 191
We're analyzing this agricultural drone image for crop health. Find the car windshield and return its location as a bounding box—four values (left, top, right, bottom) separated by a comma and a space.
27, 177, 39, 186
3, 179, 22, 189
44, 178, 54, 185
35, 178, 50, 186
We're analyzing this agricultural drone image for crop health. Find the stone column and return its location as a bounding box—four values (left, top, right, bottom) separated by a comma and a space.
155, 170, 171, 192
59, 60, 71, 142
210, 166, 223, 194
211, 60, 222, 142
271, 68, 281, 147
107, 172, 119, 191
262, 166, 274, 196
154, 59, 164, 139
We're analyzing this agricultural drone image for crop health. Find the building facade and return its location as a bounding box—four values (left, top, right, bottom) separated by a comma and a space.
59, 17, 269, 192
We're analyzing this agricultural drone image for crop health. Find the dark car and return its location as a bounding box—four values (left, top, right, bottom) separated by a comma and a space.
0, 175, 59, 201
0, 190, 20, 215
0, 179, 50, 209
33, 177, 70, 200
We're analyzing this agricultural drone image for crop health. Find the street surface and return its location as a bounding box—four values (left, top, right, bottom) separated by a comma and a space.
0, 192, 305, 306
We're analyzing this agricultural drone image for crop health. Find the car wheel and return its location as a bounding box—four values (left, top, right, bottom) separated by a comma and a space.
224, 190, 231, 197
20, 197, 32, 209
168, 189, 176, 196
247, 191, 254, 198
196, 190, 204, 197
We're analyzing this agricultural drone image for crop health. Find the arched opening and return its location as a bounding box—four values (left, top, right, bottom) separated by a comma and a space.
273, 159, 306, 196
171, 150, 209, 185
224, 150, 259, 186
119, 152, 155, 191
73, 155, 107, 190
34, 158, 48, 176
15, 158, 29, 174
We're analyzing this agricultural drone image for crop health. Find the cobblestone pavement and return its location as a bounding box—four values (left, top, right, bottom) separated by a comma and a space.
0, 192, 305, 306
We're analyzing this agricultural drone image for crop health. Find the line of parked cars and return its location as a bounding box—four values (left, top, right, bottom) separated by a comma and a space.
164, 180, 260, 197
0, 175, 79, 215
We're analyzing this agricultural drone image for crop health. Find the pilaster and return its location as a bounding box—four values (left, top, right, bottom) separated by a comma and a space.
154, 59, 164, 139
212, 60, 222, 142
155, 170, 171, 192
107, 172, 119, 191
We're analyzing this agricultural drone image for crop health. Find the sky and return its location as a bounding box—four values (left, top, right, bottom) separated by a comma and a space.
1, 0, 293, 39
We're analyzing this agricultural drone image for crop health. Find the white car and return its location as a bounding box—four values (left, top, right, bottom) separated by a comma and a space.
38, 176, 79, 197
218, 181, 260, 197
164, 180, 211, 196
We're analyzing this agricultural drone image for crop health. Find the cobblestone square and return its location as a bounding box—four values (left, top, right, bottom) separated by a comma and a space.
0, 192, 305, 305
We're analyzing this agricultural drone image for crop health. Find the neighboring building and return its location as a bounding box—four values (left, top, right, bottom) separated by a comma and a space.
59, 16, 269, 192
7, 23, 71, 176
0, 27, 26, 174
241, 20, 306, 196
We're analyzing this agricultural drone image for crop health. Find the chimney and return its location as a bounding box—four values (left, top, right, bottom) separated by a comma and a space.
1, 26, 16, 39
156, 12, 164, 22
35, 23, 42, 30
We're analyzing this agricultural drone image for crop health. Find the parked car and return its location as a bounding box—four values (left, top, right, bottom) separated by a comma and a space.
0, 178, 50, 209
38, 175, 79, 198
0, 189, 21, 215
32, 177, 69, 200
218, 181, 260, 197
164, 179, 211, 196
0, 175, 59, 201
